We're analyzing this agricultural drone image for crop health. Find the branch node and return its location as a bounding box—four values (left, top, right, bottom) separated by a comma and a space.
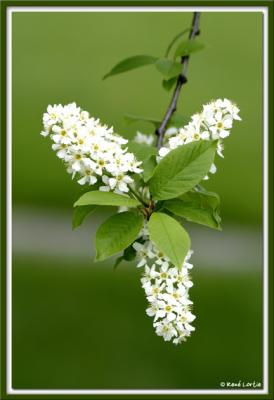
178, 74, 188, 85
155, 12, 201, 149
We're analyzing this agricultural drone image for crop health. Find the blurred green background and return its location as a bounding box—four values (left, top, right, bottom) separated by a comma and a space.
12, 11, 263, 390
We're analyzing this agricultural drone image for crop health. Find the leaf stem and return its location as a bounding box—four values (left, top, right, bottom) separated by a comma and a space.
164, 28, 191, 58
129, 185, 149, 207
156, 12, 201, 150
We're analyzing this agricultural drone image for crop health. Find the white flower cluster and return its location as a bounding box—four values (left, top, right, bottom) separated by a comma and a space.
41, 103, 143, 193
159, 98, 241, 167
133, 227, 195, 344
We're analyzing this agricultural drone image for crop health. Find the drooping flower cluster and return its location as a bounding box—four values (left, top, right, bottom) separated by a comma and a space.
40, 99, 240, 345
41, 103, 143, 193
133, 225, 195, 345
158, 98, 241, 178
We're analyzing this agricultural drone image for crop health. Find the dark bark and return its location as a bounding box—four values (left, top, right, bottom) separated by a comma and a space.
156, 12, 201, 149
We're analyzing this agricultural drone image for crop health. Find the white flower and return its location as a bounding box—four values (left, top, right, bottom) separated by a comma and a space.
77, 167, 97, 186
173, 330, 190, 345
158, 147, 171, 157
177, 268, 193, 288
225, 100, 241, 120
164, 126, 178, 138
146, 301, 160, 318
156, 263, 172, 282
169, 128, 189, 148
154, 319, 178, 341
108, 174, 133, 193
138, 223, 150, 241
141, 264, 158, 286
52, 143, 69, 159
154, 297, 179, 322
43, 104, 63, 129
154, 251, 170, 267
65, 147, 86, 172
209, 163, 217, 174
208, 111, 233, 139
145, 280, 165, 302
184, 119, 210, 143
51, 124, 72, 145
133, 242, 155, 268
134, 131, 154, 146
126, 154, 143, 174
165, 282, 187, 302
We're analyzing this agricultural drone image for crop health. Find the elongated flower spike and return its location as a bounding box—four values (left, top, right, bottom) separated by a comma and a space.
41, 103, 143, 194
158, 98, 241, 178
133, 226, 195, 344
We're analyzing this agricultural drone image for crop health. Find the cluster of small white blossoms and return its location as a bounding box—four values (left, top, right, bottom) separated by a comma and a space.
158, 98, 241, 179
133, 225, 196, 345
40, 103, 143, 193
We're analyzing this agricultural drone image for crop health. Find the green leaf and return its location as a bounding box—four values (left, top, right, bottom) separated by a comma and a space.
142, 155, 157, 183
113, 245, 137, 269
123, 245, 137, 261
127, 141, 157, 162
163, 189, 221, 230
155, 58, 182, 80
74, 190, 140, 208
95, 211, 143, 261
149, 140, 217, 200
72, 205, 97, 230
196, 186, 222, 224
103, 55, 158, 80
124, 114, 161, 128
162, 77, 177, 92
174, 40, 205, 59
148, 212, 190, 268
167, 112, 189, 128
165, 28, 191, 58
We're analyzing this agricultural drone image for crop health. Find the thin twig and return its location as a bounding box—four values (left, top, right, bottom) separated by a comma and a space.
156, 12, 201, 149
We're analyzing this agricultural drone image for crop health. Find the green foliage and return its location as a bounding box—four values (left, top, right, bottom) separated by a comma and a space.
168, 112, 189, 128
50, 20, 223, 270
149, 140, 217, 200
163, 188, 221, 230
164, 28, 191, 58
124, 114, 161, 128
74, 190, 140, 208
174, 40, 205, 59
142, 156, 157, 183
155, 58, 182, 80
126, 141, 157, 162
148, 212, 190, 268
72, 205, 97, 230
95, 211, 143, 261
162, 77, 177, 92
196, 185, 222, 224
113, 245, 137, 269
124, 111, 188, 128
103, 55, 157, 80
